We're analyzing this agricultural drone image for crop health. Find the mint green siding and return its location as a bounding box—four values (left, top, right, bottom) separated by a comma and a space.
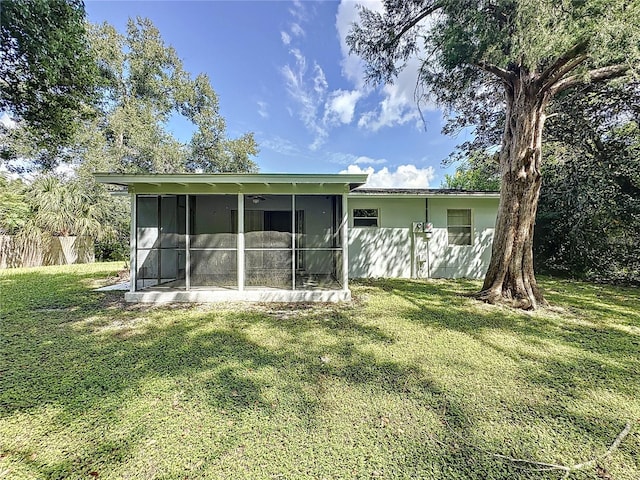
347, 196, 498, 279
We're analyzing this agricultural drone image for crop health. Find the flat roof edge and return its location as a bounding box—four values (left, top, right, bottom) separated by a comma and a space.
349, 190, 500, 198
94, 172, 369, 186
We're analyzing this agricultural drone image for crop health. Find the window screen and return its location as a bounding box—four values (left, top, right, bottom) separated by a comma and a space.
447, 209, 472, 245
353, 208, 379, 227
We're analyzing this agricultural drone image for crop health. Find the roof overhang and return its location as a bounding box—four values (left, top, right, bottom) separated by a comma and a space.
94, 173, 369, 194
349, 188, 500, 199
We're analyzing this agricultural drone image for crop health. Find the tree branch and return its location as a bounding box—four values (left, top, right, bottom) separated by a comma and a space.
538, 40, 589, 87
443, 418, 633, 477
550, 64, 631, 95
383, 3, 443, 51
540, 54, 589, 93
473, 61, 516, 83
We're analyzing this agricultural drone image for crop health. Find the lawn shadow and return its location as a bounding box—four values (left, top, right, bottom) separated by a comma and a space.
3, 271, 639, 478
377, 278, 639, 460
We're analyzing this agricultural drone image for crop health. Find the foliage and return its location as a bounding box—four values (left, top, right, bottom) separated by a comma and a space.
535, 82, 640, 283
2, 16, 260, 260
13, 175, 117, 244
93, 193, 130, 262
1, 16, 259, 176
442, 153, 500, 191
81, 18, 258, 175
1, 265, 639, 478
0, 0, 99, 150
0, 174, 29, 234
348, 0, 639, 111
0, 171, 128, 259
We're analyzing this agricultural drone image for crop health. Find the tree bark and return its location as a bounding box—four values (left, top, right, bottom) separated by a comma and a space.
479, 74, 550, 309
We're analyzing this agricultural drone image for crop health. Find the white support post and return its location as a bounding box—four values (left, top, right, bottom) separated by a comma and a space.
291, 194, 296, 291
129, 194, 137, 293
185, 195, 190, 291
341, 193, 349, 291
237, 193, 245, 291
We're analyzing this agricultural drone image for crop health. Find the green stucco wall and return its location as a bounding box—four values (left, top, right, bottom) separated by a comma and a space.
347, 196, 499, 279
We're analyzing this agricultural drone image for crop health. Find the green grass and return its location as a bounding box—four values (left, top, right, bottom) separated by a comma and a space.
1, 263, 638, 479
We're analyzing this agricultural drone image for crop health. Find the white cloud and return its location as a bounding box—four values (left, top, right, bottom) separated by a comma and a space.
289, 0, 306, 21
335, 0, 383, 89
282, 0, 436, 149
357, 52, 435, 132
261, 136, 300, 156
313, 63, 327, 94
281, 49, 329, 149
335, 0, 437, 132
0, 112, 17, 129
257, 101, 269, 119
324, 89, 363, 125
340, 164, 435, 188
290, 22, 305, 38
353, 155, 386, 165
327, 151, 386, 166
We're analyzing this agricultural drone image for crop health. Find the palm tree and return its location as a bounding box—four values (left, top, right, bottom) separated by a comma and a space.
23, 175, 114, 240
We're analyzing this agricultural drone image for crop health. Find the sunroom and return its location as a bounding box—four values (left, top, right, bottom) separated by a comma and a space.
95, 173, 367, 302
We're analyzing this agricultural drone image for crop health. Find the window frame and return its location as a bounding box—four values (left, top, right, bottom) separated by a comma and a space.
446, 208, 473, 246
352, 208, 379, 228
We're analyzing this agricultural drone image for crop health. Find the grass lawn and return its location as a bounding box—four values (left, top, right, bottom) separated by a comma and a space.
1, 262, 639, 479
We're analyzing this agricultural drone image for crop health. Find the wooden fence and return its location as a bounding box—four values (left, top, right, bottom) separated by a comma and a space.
0, 235, 95, 269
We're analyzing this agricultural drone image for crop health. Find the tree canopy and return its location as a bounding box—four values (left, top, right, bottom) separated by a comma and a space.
349, 1, 638, 104
1, 13, 259, 262
1, 16, 259, 176
0, 0, 99, 149
79, 18, 258, 175
536, 81, 640, 283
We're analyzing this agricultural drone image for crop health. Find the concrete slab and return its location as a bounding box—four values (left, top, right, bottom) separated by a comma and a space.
94, 281, 130, 292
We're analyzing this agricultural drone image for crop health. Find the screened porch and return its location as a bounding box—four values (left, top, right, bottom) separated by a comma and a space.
134, 193, 345, 294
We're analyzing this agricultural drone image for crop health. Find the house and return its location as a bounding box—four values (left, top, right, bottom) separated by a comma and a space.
95, 173, 500, 302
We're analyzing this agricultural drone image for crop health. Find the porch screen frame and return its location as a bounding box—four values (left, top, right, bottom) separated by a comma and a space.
132, 192, 349, 292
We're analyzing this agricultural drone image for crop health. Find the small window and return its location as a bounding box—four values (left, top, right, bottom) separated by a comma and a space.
353, 208, 379, 227
447, 209, 472, 245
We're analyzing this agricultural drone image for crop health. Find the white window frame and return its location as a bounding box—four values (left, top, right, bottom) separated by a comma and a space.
352, 208, 379, 227
447, 209, 473, 246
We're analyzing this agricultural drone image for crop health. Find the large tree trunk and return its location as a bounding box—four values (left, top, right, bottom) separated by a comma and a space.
479, 76, 550, 309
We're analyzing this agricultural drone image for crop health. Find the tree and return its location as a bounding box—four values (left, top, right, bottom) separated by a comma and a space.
442, 153, 500, 191
348, 0, 640, 308
22, 176, 114, 240
535, 81, 640, 283
0, 0, 99, 150
0, 174, 29, 234
81, 18, 258, 175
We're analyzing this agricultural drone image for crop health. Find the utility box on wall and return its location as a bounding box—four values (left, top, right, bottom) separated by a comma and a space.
424, 222, 433, 239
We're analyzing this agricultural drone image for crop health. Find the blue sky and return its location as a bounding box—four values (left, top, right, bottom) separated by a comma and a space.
85, 0, 468, 188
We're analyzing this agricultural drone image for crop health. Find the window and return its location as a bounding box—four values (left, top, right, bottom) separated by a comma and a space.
447, 209, 472, 245
353, 208, 379, 227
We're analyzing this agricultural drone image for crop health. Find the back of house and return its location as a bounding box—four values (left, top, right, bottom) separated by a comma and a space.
96, 173, 499, 302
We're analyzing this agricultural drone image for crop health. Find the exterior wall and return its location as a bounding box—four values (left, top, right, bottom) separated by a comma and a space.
347, 197, 424, 278
347, 197, 498, 279
423, 197, 497, 279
